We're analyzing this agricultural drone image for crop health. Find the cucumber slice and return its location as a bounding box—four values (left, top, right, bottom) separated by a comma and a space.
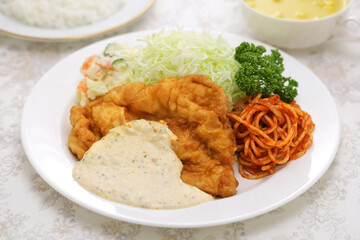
112, 58, 126, 69
104, 43, 121, 57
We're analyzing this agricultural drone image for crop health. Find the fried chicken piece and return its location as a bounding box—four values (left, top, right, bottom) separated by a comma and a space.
68, 75, 238, 197
68, 101, 126, 159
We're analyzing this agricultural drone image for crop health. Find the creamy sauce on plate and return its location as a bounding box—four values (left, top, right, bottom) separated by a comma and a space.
73, 119, 214, 209
244, 0, 347, 19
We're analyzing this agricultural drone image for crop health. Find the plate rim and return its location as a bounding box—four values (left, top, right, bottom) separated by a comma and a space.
20, 29, 341, 228
0, 0, 155, 41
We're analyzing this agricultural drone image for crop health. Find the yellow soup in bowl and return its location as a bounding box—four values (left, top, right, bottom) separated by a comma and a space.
243, 0, 347, 20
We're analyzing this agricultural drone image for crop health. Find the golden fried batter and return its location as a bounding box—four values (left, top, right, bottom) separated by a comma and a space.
68, 75, 238, 197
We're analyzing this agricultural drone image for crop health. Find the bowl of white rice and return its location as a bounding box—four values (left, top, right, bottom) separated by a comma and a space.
0, 0, 155, 40
0, 0, 125, 29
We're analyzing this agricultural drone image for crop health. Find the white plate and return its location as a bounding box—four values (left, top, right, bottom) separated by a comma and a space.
21, 29, 341, 228
0, 0, 155, 41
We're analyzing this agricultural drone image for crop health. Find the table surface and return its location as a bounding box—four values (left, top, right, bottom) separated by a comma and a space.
1, 0, 360, 239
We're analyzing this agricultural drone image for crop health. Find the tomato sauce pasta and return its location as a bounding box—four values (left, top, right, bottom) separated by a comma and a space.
228, 94, 315, 179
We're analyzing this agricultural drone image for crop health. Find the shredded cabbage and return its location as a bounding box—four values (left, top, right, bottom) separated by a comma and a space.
129, 30, 244, 102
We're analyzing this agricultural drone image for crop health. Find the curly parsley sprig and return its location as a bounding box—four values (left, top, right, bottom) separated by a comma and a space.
234, 42, 298, 103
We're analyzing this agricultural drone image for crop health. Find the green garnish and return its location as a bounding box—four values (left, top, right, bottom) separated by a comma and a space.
234, 42, 298, 103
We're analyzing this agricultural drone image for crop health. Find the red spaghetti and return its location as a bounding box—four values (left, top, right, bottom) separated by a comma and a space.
228, 94, 315, 179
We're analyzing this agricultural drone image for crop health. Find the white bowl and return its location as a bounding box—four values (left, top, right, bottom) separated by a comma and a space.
240, 0, 358, 49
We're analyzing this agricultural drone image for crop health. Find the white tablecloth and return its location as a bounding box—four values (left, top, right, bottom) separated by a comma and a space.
1, 0, 360, 239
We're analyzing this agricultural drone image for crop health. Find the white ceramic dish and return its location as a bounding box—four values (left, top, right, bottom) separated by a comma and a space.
0, 0, 155, 41
21, 29, 341, 228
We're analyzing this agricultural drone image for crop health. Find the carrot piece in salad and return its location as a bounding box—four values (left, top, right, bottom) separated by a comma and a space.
81, 55, 96, 76
81, 55, 115, 77
96, 61, 115, 70
77, 80, 88, 97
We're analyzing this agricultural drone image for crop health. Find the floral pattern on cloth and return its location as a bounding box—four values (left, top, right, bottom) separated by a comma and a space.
0, 0, 360, 239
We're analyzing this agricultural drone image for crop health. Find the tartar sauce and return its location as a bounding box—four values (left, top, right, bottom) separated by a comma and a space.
73, 119, 214, 209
